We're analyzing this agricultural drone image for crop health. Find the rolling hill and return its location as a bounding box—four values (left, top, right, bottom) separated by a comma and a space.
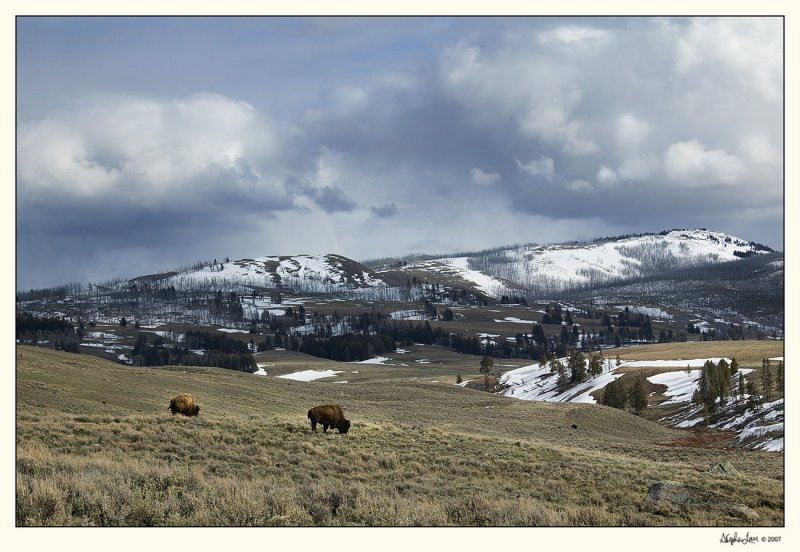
100, 229, 774, 301
15, 345, 785, 526
369, 229, 775, 297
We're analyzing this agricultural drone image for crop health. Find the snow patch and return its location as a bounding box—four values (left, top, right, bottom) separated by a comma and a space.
278, 370, 343, 381
217, 328, 249, 334
355, 357, 391, 365
493, 317, 537, 324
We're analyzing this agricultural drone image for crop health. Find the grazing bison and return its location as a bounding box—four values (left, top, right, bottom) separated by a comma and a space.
308, 404, 350, 434
168, 394, 200, 417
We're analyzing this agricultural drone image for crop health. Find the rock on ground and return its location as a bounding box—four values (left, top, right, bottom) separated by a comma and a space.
642, 481, 758, 522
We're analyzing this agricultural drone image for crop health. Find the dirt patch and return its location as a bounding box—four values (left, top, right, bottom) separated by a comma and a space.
662, 428, 738, 450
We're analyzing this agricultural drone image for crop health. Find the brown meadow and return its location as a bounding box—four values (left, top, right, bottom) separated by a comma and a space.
16, 344, 783, 526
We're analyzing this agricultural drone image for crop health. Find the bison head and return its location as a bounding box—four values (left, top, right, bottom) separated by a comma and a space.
340, 419, 351, 434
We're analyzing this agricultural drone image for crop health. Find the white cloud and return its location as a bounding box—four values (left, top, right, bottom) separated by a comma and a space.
739, 134, 781, 166
596, 165, 619, 186
516, 156, 555, 178
440, 40, 597, 155
675, 18, 782, 103
17, 118, 119, 196
538, 25, 611, 49
518, 100, 598, 155
617, 154, 661, 182
662, 139, 747, 186
18, 93, 279, 206
615, 112, 650, 153
470, 167, 502, 186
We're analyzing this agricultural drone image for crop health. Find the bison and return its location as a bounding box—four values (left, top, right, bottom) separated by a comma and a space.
168, 394, 200, 417
307, 404, 350, 434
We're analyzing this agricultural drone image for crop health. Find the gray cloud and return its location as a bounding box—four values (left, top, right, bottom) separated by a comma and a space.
370, 203, 399, 218
305, 186, 358, 213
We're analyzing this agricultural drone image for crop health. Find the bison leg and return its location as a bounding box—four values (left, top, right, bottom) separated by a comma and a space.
310, 421, 317, 433
323, 424, 329, 433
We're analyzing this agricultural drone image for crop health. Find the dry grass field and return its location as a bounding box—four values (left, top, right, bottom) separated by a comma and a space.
613, 340, 783, 367
16, 344, 784, 526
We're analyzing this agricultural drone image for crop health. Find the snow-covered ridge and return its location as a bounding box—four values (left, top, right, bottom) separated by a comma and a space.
166, 254, 387, 291
129, 229, 772, 300
465, 229, 771, 293
367, 229, 773, 299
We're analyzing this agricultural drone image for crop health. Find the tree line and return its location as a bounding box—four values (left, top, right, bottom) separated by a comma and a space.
16, 312, 80, 353
129, 330, 257, 372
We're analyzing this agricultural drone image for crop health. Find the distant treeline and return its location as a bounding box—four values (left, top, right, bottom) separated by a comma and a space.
130, 330, 257, 372
298, 333, 396, 362
16, 312, 80, 353
17, 283, 83, 302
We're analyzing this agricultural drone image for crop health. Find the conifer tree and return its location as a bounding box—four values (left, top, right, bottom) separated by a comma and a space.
745, 376, 761, 410
738, 371, 746, 402
538, 351, 548, 368
549, 355, 561, 374
627, 377, 648, 414
589, 354, 603, 377
556, 362, 570, 392
568, 350, 587, 383
717, 359, 730, 404
480, 356, 494, 385
761, 358, 773, 402
602, 379, 627, 410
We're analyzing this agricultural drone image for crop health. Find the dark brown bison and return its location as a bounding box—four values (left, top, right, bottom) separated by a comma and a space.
308, 404, 350, 434
168, 394, 200, 417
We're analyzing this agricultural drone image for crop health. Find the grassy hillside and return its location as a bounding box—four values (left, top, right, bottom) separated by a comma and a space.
16, 345, 783, 526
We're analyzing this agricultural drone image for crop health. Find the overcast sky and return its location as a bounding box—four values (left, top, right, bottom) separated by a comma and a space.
16, 16, 784, 290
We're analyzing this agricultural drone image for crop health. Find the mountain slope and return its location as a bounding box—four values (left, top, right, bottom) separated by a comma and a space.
121, 229, 773, 301
450, 229, 771, 293
165, 253, 387, 291
367, 228, 774, 299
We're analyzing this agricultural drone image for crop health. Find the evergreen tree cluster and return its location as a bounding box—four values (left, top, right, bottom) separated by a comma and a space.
16, 312, 80, 353
601, 378, 627, 409
208, 291, 244, 321
130, 330, 257, 372
759, 358, 783, 402
298, 333, 396, 363
693, 358, 736, 415
601, 376, 648, 414
541, 304, 564, 324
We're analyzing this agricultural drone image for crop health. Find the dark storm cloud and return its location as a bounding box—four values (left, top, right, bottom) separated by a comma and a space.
16, 17, 784, 288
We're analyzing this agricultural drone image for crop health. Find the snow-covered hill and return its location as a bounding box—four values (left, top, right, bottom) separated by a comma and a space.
165, 254, 387, 292
520, 230, 752, 280
370, 229, 773, 299
495, 356, 783, 451
120, 228, 774, 302
374, 256, 515, 297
